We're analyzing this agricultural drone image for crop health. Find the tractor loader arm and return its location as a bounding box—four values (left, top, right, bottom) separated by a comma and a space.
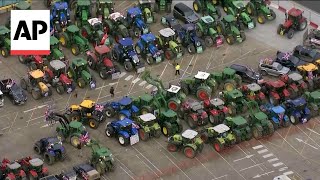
141, 70, 165, 92
46, 111, 70, 130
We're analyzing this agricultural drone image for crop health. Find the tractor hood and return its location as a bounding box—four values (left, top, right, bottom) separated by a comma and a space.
148, 43, 160, 57
59, 74, 72, 84
230, 26, 240, 35
103, 58, 114, 68
240, 12, 251, 23
38, 82, 49, 92
208, 28, 217, 37
52, 48, 64, 60
254, 112, 268, 121
81, 9, 88, 21
169, 40, 178, 49
118, 24, 129, 37
128, 51, 140, 64
74, 35, 88, 47
81, 70, 92, 82
283, 20, 293, 28
135, 18, 147, 29
59, 12, 68, 25
104, 8, 110, 19
260, 5, 271, 14
131, 105, 139, 113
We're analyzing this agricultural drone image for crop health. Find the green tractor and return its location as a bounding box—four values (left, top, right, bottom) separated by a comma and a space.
224, 116, 252, 143
195, 15, 224, 48
45, 36, 66, 62
193, 0, 221, 19
96, 0, 114, 20
222, 0, 256, 30
5, 1, 31, 29
246, 0, 276, 24
199, 124, 236, 152
167, 129, 204, 159
156, 109, 183, 136
154, 0, 172, 13
138, 0, 156, 24
134, 113, 162, 141
88, 140, 115, 175
59, 25, 90, 56
304, 90, 320, 117
0, 26, 11, 58
74, 0, 92, 27
219, 89, 247, 116
180, 71, 217, 101
156, 28, 184, 60
105, 12, 131, 42
216, 15, 246, 45
211, 67, 242, 91
81, 18, 110, 46
245, 101, 274, 139
67, 58, 96, 89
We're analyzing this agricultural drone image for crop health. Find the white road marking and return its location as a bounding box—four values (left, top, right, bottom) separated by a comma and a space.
132, 146, 163, 176
296, 138, 318, 150
195, 157, 217, 179
253, 171, 274, 179
252, 145, 264, 150
239, 163, 264, 172
269, 3, 279, 9
233, 155, 254, 162
272, 162, 284, 167
109, 82, 117, 86
211, 175, 228, 180
139, 81, 147, 86
257, 149, 268, 154
279, 167, 288, 172
146, 84, 153, 89
125, 75, 134, 81
119, 72, 127, 78
1, 126, 9, 130
132, 78, 140, 84
159, 62, 168, 79
263, 154, 274, 158
283, 171, 294, 176
268, 158, 279, 163
23, 105, 47, 113
135, 154, 160, 178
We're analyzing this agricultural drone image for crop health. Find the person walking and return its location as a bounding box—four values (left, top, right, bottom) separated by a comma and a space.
77, 143, 82, 157
110, 86, 115, 97
175, 63, 180, 76
73, 90, 78, 98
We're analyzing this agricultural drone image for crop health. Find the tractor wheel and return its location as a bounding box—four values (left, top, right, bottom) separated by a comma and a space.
180, 84, 189, 95
267, 121, 274, 136
77, 78, 86, 88
213, 140, 225, 152
44, 152, 55, 165
183, 146, 196, 159
299, 19, 308, 31
240, 32, 246, 41
224, 81, 236, 92
70, 111, 80, 121
277, 24, 283, 35
200, 132, 209, 144
271, 120, 279, 130
18, 56, 26, 64
124, 61, 134, 72
227, 105, 236, 116
134, 28, 141, 37
165, 49, 174, 60
88, 118, 99, 129
270, 9, 276, 21
168, 100, 179, 112
20, 79, 27, 90
162, 125, 170, 136
269, 96, 279, 105
59, 34, 69, 47
154, 3, 159, 13
209, 115, 220, 125
111, 49, 120, 61
105, 126, 115, 137
187, 44, 196, 54
246, 2, 256, 16
193, 1, 201, 13
87, 56, 96, 69
71, 44, 80, 56
283, 120, 290, 128
105, 107, 115, 118
141, 106, 153, 114
167, 143, 178, 152
33, 142, 42, 154
146, 54, 154, 65
289, 115, 299, 125
287, 29, 294, 39
226, 35, 235, 45
0, 48, 9, 58
154, 129, 161, 138
95, 163, 105, 175
308, 104, 318, 117
118, 113, 126, 120
196, 88, 210, 100
118, 135, 130, 146
216, 21, 225, 35
187, 116, 197, 129
252, 124, 263, 140
139, 129, 149, 141
99, 69, 108, 79
204, 36, 214, 47
29, 62, 37, 71
70, 136, 81, 148
31, 89, 41, 100
135, 45, 142, 55
56, 84, 65, 95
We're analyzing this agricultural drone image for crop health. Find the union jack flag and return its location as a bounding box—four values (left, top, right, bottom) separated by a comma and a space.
95, 104, 104, 112
79, 132, 90, 144
132, 122, 140, 129
308, 71, 314, 80
282, 52, 292, 60
44, 106, 52, 122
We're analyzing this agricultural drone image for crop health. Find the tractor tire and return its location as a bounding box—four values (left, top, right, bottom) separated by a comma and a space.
270, 9, 276, 21
105, 107, 115, 118
204, 36, 214, 47
111, 49, 120, 61
200, 132, 209, 144
69, 111, 80, 121
289, 114, 299, 125
267, 121, 274, 136
226, 35, 235, 45
134, 28, 141, 37
193, 1, 201, 13
56, 84, 65, 95
167, 143, 178, 152
196, 88, 210, 100
299, 19, 308, 31
146, 54, 154, 65
252, 124, 263, 140
124, 61, 134, 72
71, 44, 80, 56
168, 99, 179, 112
29, 62, 38, 71
187, 115, 197, 129
0, 48, 9, 58
308, 104, 319, 117
118, 134, 130, 146
271, 120, 279, 130
18, 56, 26, 64
257, 13, 266, 24
183, 146, 196, 159
283, 120, 290, 128
154, 129, 161, 138
287, 29, 295, 39
224, 80, 236, 92
154, 3, 159, 13
227, 105, 236, 116
95, 163, 105, 175
31, 89, 41, 100
195, 25, 203, 38
70, 136, 81, 148
187, 44, 196, 54
165, 49, 174, 60
20, 79, 27, 90
88, 118, 99, 129
213, 139, 225, 152
209, 115, 220, 125
77, 78, 86, 88
99, 69, 108, 79
240, 32, 246, 42
44, 152, 55, 165
162, 124, 170, 136
59, 34, 69, 47
288, 87, 298, 99
216, 21, 226, 35
105, 126, 115, 137
139, 129, 149, 141
33, 142, 42, 154
87, 56, 96, 69
141, 106, 153, 114
246, 2, 256, 16
134, 45, 142, 55
277, 24, 283, 35
180, 83, 189, 95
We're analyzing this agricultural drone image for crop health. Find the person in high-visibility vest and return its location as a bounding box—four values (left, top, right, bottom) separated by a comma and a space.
175, 63, 180, 75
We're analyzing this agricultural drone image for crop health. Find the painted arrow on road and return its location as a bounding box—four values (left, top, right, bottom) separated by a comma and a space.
253, 171, 274, 179
296, 138, 318, 150
233, 154, 254, 162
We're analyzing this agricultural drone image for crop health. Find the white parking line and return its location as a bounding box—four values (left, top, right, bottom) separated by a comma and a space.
146, 84, 153, 89
263, 154, 274, 158
283, 171, 294, 176
279, 167, 288, 172
119, 72, 127, 78
268, 158, 279, 163
239, 163, 264, 172
139, 81, 147, 86
125, 75, 134, 81
252, 145, 264, 150
132, 78, 140, 84
257, 149, 268, 154
272, 162, 284, 167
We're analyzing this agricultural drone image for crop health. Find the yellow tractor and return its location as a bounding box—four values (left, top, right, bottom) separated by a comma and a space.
65, 99, 105, 129
297, 63, 318, 91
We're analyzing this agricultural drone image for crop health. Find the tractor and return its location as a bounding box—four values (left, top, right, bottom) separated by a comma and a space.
18, 157, 49, 180
104, 12, 130, 42
73, 164, 100, 180
96, 0, 114, 20
135, 33, 164, 65
282, 97, 311, 125
211, 67, 242, 91
245, 101, 274, 139
279, 72, 308, 98
18, 55, 48, 71
45, 36, 66, 62
105, 118, 140, 146
134, 113, 161, 141
126, 7, 150, 38
175, 23, 205, 54
74, 0, 92, 27
303, 28, 320, 49
1, 159, 27, 180
261, 79, 291, 105
43, 60, 76, 95
5, 1, 31, 29
103, 96, 140, 120
178, 100, 208, 129
112, 38, 145, 73
20, 70, 53, 100
44, 0, 77, 10
216, 14, 246, 45
240, 83, 267, 105
219, 89, 248, 116
156, 28, 184, 60
195, 15, 224, 48
59, 25, 90, 56
304, 90, 320, 117
277, 8, 308, 39
167, 129, 204, 159
193, 0, 221, 20
81, 18, 111, 46
51, 1, 71, 32
137, 0, 156, 24
88, 140, 115, 175
64, 99, 105, 129
180, 71, 216, 100
260, 104, 290, 129
224, 116, 252, 143
222, 0, 256, 30
202, 98, 230, 125
154, 0, 172, 13
87, 45, 121, 80
199, 124, 236, 152
0, 26, 11, 58
296, 63, 319, 91
246, 0, 276, 24
67, 58, 96, 89
33, 137, 66, 165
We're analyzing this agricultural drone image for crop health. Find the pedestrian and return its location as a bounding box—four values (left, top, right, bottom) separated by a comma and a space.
77, 143, 82, 157
73, 90, 78, 98
110, 86, 115, 97
175, 63, 180, 76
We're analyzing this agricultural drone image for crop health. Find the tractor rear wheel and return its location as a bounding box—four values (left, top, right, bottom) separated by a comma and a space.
20, 79, 27, 90
31, 89, 41, 100
267, 121, 274, 136
0, 48, 9, 58
29, 62, 37, 71
187, 44, 196, 54
95, 163, 105, 175
226, 35, 235, 45
135, 45, 142, 55
33, 142, 41, 154
59, 34, 69, 47
139, 129, 149, 141
277, 24, 283, 35
56, 84, 65, 95
105, 126, 115, 137
134, 28, 141, 37
271, 120, 279, 130
299, 19, 308, 31
193, 1, 201, 13
196, 88, 210, 100
118, 135, 130, 146
154, 129, 161, 138
287, 28, 295, 39
167, 143, 178, 152
70, 136, 81, 148
124, 61, 134, 72
224, 81, 236, 92
88, 118, 99, 129
71, 44, 80, 56
213, 140, 225, 152
168, 100, 179, 112
184, 147, 196, 158
257, 13, 266, 24
270, 9, 276, 20
77, 78, 86, 88
246, 2, 256, 16
105, 107, 115, 118
289, 115, 299, 125
204, 36, 214, 47
187, 116, 197, 129
29, 174, 36, 180
165, 49, 174, 60
44, 152, 55, 165
252, 124, 263, 139
99, 69, 108, 79
146, 54, 154, 65
111, 49, 120, 61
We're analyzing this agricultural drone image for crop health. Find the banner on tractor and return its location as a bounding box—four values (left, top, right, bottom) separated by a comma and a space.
10, 10, 50, 55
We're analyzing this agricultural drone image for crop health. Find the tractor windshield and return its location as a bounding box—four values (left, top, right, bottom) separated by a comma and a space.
120, 123, 132, 132
309, 50, 317, 58
123, 44, 134, 52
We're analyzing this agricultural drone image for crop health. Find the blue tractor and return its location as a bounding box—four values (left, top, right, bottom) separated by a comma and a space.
51, 1, 71, 32
126, 7, 150, 38
282, 97, 311, 125
112, 38, 145, 73
260, 104, 290, 129
33, 136, 66, 165
135, 33, 164, 65
103, 96, 140, 120
105, 118, 140, 146
174, 23, 205, 54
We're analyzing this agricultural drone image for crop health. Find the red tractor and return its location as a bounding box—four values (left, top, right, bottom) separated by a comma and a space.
277, 8, 308, 39
262, 80, 291, 105
280, 72, 308, 99
178, 100, 208, 129
202, 98, 229, 125
17, 157, 48, 180
240, 83, 267, 105
1, 159, 27, 180
18, 55, 48, 71
86, 45, 121, 79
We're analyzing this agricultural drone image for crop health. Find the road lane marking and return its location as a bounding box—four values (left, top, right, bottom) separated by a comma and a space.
146, 84, 153, 89
139, 81, 147, 86
233, 155, 254, 162
263, 154, 274, 158
268, 158, 279, 163
132, 78, 140, 84
212, 175, 228, 180
23, 105, 47, 113
125, 75, 133, 81
239, 163, 263, 172
279, 167, 288, 172
257, 149, 268, 154
135, 154, 160, 178
119, 72, 127, 78
272, 162, 284, 167
252, 145, 264, 150
283, 171, 294, 176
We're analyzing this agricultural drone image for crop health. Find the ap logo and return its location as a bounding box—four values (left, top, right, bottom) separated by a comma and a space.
11, 10, 50, 55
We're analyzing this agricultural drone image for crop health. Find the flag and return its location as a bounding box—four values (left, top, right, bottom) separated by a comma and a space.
308, 71, 314, 80
80, 132, 90, 144
95, 104, 104, 112
132, 122, 140, 129
282, 52, 292, 60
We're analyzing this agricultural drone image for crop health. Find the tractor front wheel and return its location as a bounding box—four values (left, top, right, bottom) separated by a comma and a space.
44, 152, 55, 165
204, 36, 214, 47
224, 81, 236, 92
240, 32, 246, 42
299, 20, 308, 31
139, 129, 149, 141
213, 140, 225, 152
226, 35, 235, 45
277, 24, 283, 35
118, 135, 130, 146
257, 13, 266, 24
124, 61, 134, 72
70, 136, 81, 148
134, 28, 141, 37
308, 105, 319, 117
187, 44, 196, 54
29, 62, 37, 71
0, 48, 9, 58
165, 49, 174, 60
95, 163, 105, 175
287, 29, 295, 39
135, 45, 142, 55
88, 118, 99, 129
71, 44, 80, 56
31, 89, 41, 100
167, 143, 178, 152
33, 142, 41, 154
56, 84, 65, 95
105, 107, 115, 118
270, 10, 276, 20
252, 124, 263, 139
105, 126, 115, 137
193, 1, 201, 13
162, 125, 170, 136
267, 121, 274, 136
20, 79, 27, 90
196, 88, 210, 100
187, 116, 197, 129
77, 78, 86, 88
146, 54, 154, 65
99, 69, 108, 79
18, 56, 26, 64
184, 147, 196, 158
246, 2, 256, 16
290, 115, 299, 125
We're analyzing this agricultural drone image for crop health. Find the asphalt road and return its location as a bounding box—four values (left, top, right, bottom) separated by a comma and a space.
294, 0, 320, 13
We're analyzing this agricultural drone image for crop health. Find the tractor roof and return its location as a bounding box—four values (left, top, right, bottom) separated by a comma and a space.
290, 97, 306, 107
254, 112, 268, 120
77, 0, 91, 6
223, 67, 236, 75
271, 106, 285, 114
47, 137, 60, 144
72, 58, 87, 66
54, 1, 68, 10
141, 33, 156, 43
15, 1, 31, 9
139, 113, 156, 122
298, 63, 318, 72
226, 89, 243, 98
288, 8, 303, 17
95, 45, 110, 54
7, 162, 21, 169
96, 147, 112, 157
167, 85, 181, 93
195, 71, 210, 80
29, 69, 44, 79
267, 80, 285, 88
66, 25, 80, 33
231, 116, 247, 126
50, 36, 60, 45
288, 72, 303, 81
191, 102, 203, 111
246, 83, 261, 92
117, 118, 133, 127
140, 93, 153, 101
201, 16, 214, 24
310, 90, 320, 99
162, 109, 177, 118
99, 0, 112, 3
159, 28, 175, 38
182, 23, 195, 31
109, 12, 124, 21
88, 18, 102, 26
127, 7, 142, 16
182, 129, 198, 139
119, 96, 132, 106
213, 124, 230, 134
69, 121, 83, 128
29, 158, 44, 167
80, 99, 95, 108
223, 15, 236, 23
232, 1, 245, 8
0, 26, 10, 35
119, 38, 134, 46
210, 98, 224, 106
50, 60, 66, 71
139, 0, 151, 4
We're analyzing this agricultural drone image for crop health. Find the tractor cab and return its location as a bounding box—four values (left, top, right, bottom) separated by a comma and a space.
48, 60, 67, 78
52, 1, 70, 24
200, 16, 215, 29
308, 90, 320, 104
285, 8, 304, 28
79, 99, 96, 114
297, 63, 318, 80
28, 69, 45, 86
271, 106, 286, 119
70, 58, 89, 76
182, 23, 197, 37
118, 118, 135, 133
138, 113, 157, 126
159, 28, 177, 44
127, 7, 144, 22
222, 67, 237, 79
44, 137, 63, 151
141, 33, 157, 47
119, 38, 135, 53
166, 85, 182, 98
139, 0, 152, 10
76, 0, 92, 19
118, 96, 134, 109
181, 129, 198, 143
94, 45, 112, 60
284, 97, 308, 112
108, 12, 127, 25
225, 116, 248, 128
69, 121, 87, 133
50, 36, 61, 51
29, 158, 45, 172
194, 71, 210, 84
223, 89, 244, 102
97, 0, 114, 19
213, 124, 230, 138
245, 83, 261, 95
88, 18, 103, 32
209, 98, 225, 110
14, 1, 31, 10
159, 109, 177, 122
0, 25, 10, 40
223, 14, 237, 26
7, 162, 23, 174
66, 25, 81, 39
